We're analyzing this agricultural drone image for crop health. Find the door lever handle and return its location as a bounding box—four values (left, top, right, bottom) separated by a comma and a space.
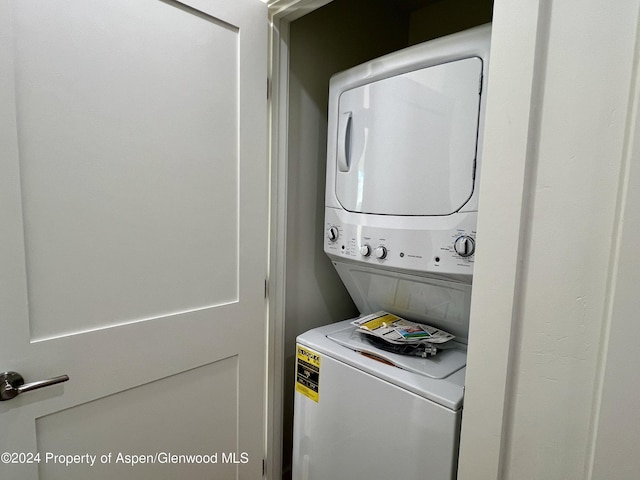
0, 371, 69, 401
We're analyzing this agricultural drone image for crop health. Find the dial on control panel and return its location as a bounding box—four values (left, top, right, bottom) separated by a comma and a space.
454, 235, 475, 257
360, 244, 371, 257
374, 246, 387, 259
328, 226, 339, 242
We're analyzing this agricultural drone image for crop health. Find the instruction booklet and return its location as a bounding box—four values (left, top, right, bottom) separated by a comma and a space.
351, 311, 455, 345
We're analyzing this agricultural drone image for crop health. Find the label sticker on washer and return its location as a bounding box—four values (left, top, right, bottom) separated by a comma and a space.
295, 345, 320, 403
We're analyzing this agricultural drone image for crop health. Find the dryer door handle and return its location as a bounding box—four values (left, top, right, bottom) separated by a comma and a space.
337, 111, 352, 172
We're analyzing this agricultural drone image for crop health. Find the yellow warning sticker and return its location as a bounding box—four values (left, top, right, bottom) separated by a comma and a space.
295, 345, 321, 403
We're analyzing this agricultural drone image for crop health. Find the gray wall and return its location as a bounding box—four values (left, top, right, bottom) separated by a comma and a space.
283, 0, 409, 476
408, 0, 493, 45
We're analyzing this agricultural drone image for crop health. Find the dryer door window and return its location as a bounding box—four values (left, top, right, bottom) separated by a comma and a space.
335, 57, 483, 216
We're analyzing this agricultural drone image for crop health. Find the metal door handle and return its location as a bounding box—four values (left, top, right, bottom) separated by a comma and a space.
0, 371, 69, 401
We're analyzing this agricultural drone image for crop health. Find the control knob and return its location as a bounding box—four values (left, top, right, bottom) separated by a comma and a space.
360, 244, 371, 257
454, 235, 475, 257
328, 226, 339, 242
374, 246, 387, 259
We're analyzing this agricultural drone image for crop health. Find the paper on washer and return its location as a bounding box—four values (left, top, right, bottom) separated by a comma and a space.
351, 311, 455, 344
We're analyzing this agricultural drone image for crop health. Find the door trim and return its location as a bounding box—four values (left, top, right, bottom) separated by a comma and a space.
266, 3, 336, 479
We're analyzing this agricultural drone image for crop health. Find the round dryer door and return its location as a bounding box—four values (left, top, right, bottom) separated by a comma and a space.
334, 56, 483, 216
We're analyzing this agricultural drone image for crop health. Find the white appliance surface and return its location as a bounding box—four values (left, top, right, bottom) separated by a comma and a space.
324, 24, 491, 280
335, 56, 482, 217
330, 259, 473, 340
292, 320, 465, 480
326, 322, 466, 382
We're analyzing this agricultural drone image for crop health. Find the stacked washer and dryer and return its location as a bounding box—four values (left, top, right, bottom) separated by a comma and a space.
292, 25, 491, 480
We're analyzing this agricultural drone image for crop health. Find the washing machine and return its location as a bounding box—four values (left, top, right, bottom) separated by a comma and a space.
293, 317, 467, 479
292, 24, 491, 480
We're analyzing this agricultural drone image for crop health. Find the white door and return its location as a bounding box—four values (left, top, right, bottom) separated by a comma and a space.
0, 0, 267, 479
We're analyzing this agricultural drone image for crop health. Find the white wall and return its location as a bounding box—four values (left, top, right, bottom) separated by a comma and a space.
459, 1, 640, 479
590, 27, 640, 478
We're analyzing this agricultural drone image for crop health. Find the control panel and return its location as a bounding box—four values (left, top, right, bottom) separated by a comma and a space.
325, 208, 476, 278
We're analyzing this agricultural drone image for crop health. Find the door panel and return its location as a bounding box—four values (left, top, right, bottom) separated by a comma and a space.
36, 357, 238, 480
14, 0, 240, 339
0, 0, 267, 478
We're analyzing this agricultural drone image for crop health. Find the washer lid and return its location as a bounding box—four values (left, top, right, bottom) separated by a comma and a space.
298, 320, 466, 410
327, 323, 466, 380
335, 57, 483, 216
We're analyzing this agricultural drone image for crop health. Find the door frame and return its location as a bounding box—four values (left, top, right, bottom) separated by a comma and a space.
265, 0, 541, 479
267, 1, 640, 479
265, 3, 334, 479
